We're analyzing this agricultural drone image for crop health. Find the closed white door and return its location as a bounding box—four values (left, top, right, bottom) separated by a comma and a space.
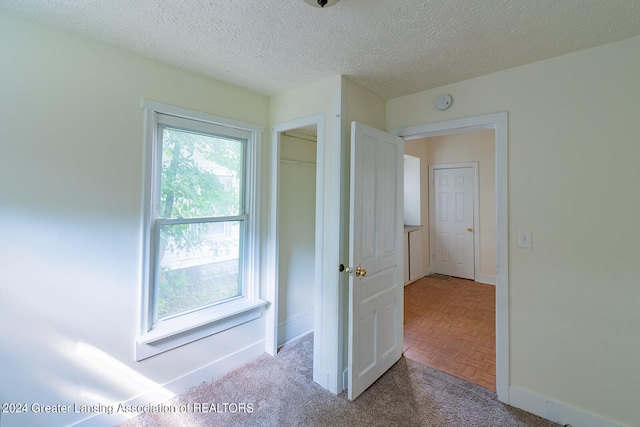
347, 122, 404, 400
433, 167, 475, 280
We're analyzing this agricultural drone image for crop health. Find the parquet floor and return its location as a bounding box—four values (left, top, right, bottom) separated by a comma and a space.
403, 275, 496, 391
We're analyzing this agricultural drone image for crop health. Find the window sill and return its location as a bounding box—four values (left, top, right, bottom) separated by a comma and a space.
135, 298, 267, 361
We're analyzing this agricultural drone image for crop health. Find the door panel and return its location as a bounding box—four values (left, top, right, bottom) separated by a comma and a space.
348, 122, 404, 400
433, 167, 474, 279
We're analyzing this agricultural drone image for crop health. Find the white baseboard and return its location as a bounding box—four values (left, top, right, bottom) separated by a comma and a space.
419, 266, 495, 285
508, 386, 628, 427
424, 264, 434, 276
72, 340, 266, 426
277, 307, 314, 347
404, 265, 433, 286
475, 273, 496, 285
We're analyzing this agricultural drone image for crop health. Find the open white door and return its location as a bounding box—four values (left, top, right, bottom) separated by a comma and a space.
347, 122, 404, 400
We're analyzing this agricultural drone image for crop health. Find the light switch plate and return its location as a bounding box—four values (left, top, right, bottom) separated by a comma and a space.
517, 230, 532, 248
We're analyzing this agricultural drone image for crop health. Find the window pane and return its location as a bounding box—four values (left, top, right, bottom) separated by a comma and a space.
160, 127, 243, 219
156, 221, 241, 320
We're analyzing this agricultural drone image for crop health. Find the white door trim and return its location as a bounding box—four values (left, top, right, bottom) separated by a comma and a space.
429, 162, 479, 281
268, 114, 325, 387
389, 112, 510, 403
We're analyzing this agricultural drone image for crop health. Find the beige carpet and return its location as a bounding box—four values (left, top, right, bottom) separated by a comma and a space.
120, 334, 558, 427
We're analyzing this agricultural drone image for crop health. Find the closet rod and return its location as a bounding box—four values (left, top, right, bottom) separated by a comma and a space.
280, 159, 316, 167
281, 131, 317, 143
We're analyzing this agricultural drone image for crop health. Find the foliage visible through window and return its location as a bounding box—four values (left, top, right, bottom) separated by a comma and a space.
154, 124, 246, 321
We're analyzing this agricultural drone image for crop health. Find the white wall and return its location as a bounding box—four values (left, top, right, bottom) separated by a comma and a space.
387, 36, 640, 427
0, 12, 269, 427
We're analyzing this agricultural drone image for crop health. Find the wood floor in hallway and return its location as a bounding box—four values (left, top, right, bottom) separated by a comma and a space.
403, 275, 496, 391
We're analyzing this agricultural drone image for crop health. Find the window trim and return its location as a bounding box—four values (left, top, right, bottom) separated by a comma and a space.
137, 100, 265, 361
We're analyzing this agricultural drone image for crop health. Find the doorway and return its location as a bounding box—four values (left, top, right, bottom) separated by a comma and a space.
406, 131, 494, 390
267, 113, 326, 388
391, 112, 509, 402
277, 127, 317, 347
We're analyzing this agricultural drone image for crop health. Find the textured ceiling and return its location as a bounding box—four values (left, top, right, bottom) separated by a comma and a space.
2, 0, 640, 100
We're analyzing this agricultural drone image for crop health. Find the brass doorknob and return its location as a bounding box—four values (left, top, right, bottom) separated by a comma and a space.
340, 265, 367, 277
467, 227, 473, 232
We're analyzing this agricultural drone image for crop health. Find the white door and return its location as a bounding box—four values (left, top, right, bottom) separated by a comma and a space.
347, 122, 404, 400
433, 167, 475, 279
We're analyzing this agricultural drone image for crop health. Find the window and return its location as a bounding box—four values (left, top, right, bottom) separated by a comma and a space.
137, 101, 264, 360
155, 120, 245, 319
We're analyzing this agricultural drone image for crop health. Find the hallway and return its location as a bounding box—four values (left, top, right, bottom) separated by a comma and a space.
403, 276, 496, 391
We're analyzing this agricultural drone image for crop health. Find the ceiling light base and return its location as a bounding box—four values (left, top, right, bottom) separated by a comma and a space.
303, 0, 341, 8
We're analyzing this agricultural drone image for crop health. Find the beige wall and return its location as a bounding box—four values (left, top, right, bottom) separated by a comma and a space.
344, 77, 386, 130
0, 12, 269, 426
388, 35, 640, 426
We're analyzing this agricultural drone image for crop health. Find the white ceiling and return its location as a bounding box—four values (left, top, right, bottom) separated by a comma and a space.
2, 0, 640, 100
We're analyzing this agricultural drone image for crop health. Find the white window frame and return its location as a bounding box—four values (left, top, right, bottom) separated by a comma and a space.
136, 100, 265, 361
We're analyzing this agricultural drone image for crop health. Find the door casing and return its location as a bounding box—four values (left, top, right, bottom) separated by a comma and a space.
268, 114, 327, 389
389, 112, 509, 403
